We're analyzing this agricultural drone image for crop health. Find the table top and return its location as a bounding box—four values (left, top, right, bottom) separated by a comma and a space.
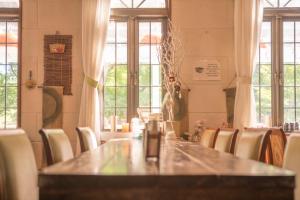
39, 138, 295, 189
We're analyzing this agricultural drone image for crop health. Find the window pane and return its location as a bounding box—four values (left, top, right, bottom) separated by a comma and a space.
284, 65, 295, 86
7, 64, 17, 86
264, 0, 278, 7
139, 65, 150, 86
104, 108, 115, 129
116, 65, 127, 86
261, 87, 272, 108
5, 108, 16, 128
111, 0, 131, 8
104, 44, 115, 64
296, 65, 300, 85
116, 44, 127, 64
284, 43, 295, 64
261, 22, 271, 43
284, 22, 294, 42
261, 108, 272, 125
296, 44, 300, 64
151, 65, 161, 86
107, 22, 115, 43
139, 87, 150, 107
0, 87, 5, 107
151, 45, 160, 64
151, 22, 162, 44
296, 87, 300, 107
104, 87, 116, 108
140, 0, 166, 8
139, 45, 150, 64
284, 0, 300, 7
260, 64, 272, 86
116, 108, 127, 126
104, 65, 115, 86
284, 108, 295, 122
6, 86, 17, 108
284, 87, 295, 107
151, 87, 161, 108
296, 22, 300, 42
117, 22, 127, 43
139, 22, 150, 44
7, 22, 18, 43
0, 47, 6, 64
7, 46, 17, 64
116, 87, 127, 107
260, 43, 271, 63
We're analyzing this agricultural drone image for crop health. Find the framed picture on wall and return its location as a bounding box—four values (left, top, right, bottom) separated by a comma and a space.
193, 60, 221, 81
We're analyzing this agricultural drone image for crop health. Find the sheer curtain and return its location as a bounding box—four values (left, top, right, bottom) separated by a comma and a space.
79, 0, 111, 143
233, 0, 264, 130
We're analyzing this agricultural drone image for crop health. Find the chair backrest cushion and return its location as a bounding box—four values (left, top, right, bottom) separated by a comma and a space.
0, 129, 38, 200
214, 130, 235, 153
77, 127, 97, 152
200, 129, 217, 148
234, 130, 267, 161
283, 134, 300, 200
41, 129, 74, 164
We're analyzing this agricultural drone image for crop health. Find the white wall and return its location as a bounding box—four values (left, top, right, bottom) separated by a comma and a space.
22, 0, 83, 168
172, 0, 235, 132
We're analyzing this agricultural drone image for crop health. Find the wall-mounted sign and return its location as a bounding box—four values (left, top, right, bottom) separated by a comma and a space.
193, 60, 221, 81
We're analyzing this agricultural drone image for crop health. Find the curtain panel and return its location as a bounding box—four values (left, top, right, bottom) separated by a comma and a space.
79, 0, 111, 143
233, 0, 264, 130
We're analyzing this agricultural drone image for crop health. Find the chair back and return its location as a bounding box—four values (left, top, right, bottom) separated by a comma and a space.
234, 129, 271, 161
0, 129, 38, 200
245, 127, 287, 166
39, 129, 74, 165
200, 128, 219, 148
283, 134, 300, 200
76, 127, 97, 152
214, 129, 239, 153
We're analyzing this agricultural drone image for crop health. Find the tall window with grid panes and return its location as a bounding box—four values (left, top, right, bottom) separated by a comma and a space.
254, 0, 300, 126
0, 0, 20, 129
102, 0, 169, 130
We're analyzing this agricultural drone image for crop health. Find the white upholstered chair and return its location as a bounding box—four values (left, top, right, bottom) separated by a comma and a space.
199, 129, 219, 148
234, 129, 271, 161
76, 127, 98, 153
283, 134, 300, 200
0, 129, 38, 200
39, 129, 74, 165
214, 129, 239, 154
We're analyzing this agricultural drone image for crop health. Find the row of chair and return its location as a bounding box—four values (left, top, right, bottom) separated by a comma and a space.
0, 127, 100, 200
39, 127, 98, 166
199, 127, 300, 200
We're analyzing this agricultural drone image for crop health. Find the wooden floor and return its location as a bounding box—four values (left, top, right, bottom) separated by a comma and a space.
39, 138, 295, 200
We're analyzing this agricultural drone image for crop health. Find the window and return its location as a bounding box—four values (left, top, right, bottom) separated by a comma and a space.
103, 0, 169, 129
0, 0, 20, 129
253, 0, 300, 125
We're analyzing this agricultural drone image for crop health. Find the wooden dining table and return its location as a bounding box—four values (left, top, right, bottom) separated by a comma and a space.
38, 138, 295, 200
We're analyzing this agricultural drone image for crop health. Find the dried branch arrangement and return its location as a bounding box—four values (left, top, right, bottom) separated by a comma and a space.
159, 19, 184, 121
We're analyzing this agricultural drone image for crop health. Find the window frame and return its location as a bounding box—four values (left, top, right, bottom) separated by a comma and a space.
102, 2, 169, 130
256, 6, 300, 126
0, 1, 21, 129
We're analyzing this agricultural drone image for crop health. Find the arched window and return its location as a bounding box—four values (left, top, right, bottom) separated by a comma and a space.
0, 0, 20, 128
254, 0, 300, 126
102, 0, 169, 130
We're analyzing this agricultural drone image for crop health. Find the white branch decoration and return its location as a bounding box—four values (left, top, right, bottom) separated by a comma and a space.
159, 19, 184, 122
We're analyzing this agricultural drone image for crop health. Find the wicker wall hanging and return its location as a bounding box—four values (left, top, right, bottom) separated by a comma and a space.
44, 35, 72, 95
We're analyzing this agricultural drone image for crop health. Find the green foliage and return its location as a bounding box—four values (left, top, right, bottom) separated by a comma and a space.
0, 63, 18, 128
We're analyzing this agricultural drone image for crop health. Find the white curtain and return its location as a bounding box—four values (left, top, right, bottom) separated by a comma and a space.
233, 0, 264, 130
79, 0, 111, 143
